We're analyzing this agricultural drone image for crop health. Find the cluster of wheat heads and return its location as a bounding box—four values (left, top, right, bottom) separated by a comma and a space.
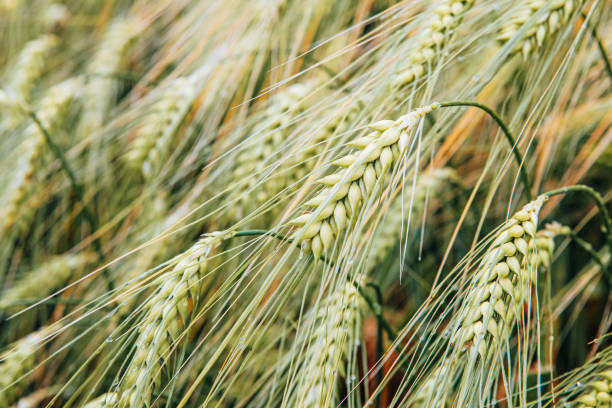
0, 0, 611, 407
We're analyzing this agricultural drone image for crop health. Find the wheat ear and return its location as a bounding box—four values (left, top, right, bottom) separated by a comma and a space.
0, 253, 92, 311
497, 0, 582, 59
412, 215, 566, 406
116, 231, 233, 407
228, 82, 312, 223
453, 196, 549, 359
0, 329, 46, 408
2, 78, 82, 233
79, 18, 141, 135
6, 34, 58, 102
297, 277, 364, 407
125, 76, 197, 179
565, 364, 612, 407
394, 0, 474, 88
291, 103, 440, 259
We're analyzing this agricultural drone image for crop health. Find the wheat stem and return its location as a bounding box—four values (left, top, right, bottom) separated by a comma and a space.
544, 185, 612, 255
439, 101, 532, 200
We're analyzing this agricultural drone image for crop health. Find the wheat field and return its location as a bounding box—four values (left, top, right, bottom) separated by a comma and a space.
0, 0, 611, 407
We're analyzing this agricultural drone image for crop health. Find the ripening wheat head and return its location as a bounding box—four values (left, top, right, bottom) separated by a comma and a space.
291, 103, 440, 260
224, 82, 313, 225
2, 77, 81, 233
125, 76, 197, 180
294, 277, 364, 407
0, 329, 46, 408
393, 0, 474, 89
406, 203, 568, 407
4, 34, 57, 103
453, 196, 547, 360
497, 0, 583, 59
115, 231, 233, 407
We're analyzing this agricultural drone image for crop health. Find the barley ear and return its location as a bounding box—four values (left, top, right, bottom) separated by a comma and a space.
291, 104, 440, 260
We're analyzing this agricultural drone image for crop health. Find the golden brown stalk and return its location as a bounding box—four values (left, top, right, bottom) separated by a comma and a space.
291, 104, 440, 259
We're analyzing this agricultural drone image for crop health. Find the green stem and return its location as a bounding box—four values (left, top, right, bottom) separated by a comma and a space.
439, 101, 533, 201
568, 231, 610, 279
543, 185, 612, 246
544, 185, 612, 286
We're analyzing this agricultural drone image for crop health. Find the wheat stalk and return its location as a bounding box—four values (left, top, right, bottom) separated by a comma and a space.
291, 103, 440, 259
115, 230, 233, 407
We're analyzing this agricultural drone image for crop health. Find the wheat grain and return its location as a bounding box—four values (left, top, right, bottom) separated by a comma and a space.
569, 366, 612, 407
125, 76, 197, 179
291, 103, 440, 259
497, 0, 583, 59
115, 231, 233, 407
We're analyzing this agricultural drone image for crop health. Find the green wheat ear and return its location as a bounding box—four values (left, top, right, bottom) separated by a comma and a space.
291, 103, 440, 260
